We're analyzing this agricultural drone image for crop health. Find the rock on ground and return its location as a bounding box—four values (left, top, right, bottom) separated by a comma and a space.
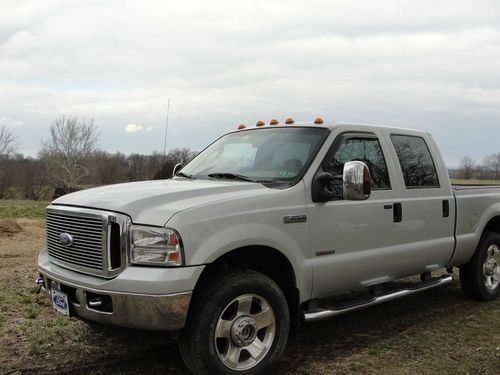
0, 219, 23, 236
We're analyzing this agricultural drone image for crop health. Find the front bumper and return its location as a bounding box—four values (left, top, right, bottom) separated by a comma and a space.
38, 248, 204, 331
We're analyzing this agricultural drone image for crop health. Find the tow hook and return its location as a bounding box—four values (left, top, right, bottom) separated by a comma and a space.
35, 277, 44, 294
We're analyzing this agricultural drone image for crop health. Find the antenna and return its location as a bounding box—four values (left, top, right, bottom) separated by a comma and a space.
162, 99, 170, 168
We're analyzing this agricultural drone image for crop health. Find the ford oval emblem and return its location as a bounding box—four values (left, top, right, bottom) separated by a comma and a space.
53, 295, 68, 309
59, 232, 74, 247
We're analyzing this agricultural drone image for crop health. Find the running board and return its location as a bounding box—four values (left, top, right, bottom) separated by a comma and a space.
303, 275, 453, 323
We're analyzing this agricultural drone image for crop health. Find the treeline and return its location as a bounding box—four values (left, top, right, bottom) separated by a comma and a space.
449, 155, 500, 180
2, 115, 499, 201
0, 116, 196, 201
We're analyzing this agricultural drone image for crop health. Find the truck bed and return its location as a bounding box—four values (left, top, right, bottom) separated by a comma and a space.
452, 184, 500, 190
451, 185, 500, 266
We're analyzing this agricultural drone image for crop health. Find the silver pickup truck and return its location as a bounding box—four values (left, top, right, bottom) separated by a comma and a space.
37, 119, 500, 375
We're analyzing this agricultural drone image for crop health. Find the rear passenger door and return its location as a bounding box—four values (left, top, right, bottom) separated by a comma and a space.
385, 133, 455, 271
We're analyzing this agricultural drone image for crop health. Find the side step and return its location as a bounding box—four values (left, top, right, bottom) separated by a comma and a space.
303, 275, 453, 323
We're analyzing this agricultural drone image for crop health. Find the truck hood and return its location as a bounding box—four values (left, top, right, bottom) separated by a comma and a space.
52, 179, 269, 226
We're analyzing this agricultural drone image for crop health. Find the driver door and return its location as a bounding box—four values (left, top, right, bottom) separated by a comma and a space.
308, 131, 407, 297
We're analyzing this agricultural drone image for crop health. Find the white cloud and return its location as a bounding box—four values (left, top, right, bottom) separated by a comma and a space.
0, 115, 24, 127
0, 0, 499, 163
125, 123, 144, 133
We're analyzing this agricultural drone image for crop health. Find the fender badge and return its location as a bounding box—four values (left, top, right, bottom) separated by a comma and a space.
283, 215, 307, 224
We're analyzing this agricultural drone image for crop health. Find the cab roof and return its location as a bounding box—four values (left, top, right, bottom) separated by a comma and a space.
235, 120, 427, 136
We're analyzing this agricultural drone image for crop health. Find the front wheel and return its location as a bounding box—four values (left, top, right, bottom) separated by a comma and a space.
179, 269, 290, 375
460, 231, 500, 301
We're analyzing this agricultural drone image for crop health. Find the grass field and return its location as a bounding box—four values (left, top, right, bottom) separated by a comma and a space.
0, 203, 499, 374
0, 200, 48, 220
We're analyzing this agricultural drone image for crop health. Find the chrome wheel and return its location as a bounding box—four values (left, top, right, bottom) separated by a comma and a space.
483, 244, 500, 291
215, 294, 276, 371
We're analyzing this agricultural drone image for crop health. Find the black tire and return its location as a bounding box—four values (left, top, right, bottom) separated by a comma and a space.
179, 269, 290, 375
459, 231, 500, 301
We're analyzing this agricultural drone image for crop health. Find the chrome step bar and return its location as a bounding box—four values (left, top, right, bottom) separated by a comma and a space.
303, 275, 453, 323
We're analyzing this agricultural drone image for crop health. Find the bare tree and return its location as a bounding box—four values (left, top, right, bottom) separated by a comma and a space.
0, 126, 18, 198
91, 151, 128, 185
153, 148, 198, 179
19, 158, 50, 200
41, 115, 99, 189
459, 156, 476, 180
0, 125, 17, 156
483, 153, 500, 180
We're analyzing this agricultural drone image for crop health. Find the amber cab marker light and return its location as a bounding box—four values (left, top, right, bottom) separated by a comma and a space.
269, 119, 279, 126
238, 124, 246, 130
285, 117, 295, 125
314, 117, 324, 124
256, 120, 265, 127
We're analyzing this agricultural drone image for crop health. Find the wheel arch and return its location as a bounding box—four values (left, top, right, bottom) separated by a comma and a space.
483, 216, 500, 236
191, 245, 301, 336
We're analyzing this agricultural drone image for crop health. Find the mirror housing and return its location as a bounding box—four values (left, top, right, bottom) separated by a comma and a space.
311, 172, 341, 202
343, 161, 371, 200
172, 163, 183, 178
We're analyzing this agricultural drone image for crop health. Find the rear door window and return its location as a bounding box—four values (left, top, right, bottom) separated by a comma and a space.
390, 135, 439, 188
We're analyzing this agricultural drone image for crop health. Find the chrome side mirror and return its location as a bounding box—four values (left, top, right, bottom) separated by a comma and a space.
172, 163, 183, 178
343, 161, 371, 200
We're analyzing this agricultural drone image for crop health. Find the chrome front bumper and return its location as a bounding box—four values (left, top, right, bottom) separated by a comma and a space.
37, 249, 203, 331
38, 272, 192, 330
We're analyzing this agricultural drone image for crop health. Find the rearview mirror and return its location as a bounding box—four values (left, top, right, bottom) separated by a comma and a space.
343, 161, 371, 200
311, 172, 342, 202
172, 163, 183, 178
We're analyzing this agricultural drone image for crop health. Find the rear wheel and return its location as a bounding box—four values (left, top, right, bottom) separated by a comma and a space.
460, 231, 500, 301
179, 269, 289, 375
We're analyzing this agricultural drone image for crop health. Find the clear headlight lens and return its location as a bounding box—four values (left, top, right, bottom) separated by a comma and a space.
130, 225, 183, 266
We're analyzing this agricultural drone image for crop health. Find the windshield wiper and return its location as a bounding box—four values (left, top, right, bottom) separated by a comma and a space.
207, 173, 256, 182
208, 172, 280, 184
176, 172, 194, 179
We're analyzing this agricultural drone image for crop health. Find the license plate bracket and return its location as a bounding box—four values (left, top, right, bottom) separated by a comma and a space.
51, 289, 70, 316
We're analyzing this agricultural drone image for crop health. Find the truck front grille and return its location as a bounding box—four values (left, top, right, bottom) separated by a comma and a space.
47, 211, 104, 271
46, 206, 130, 278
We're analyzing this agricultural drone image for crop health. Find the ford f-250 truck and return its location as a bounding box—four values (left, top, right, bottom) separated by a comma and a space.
37, 119, 500, 374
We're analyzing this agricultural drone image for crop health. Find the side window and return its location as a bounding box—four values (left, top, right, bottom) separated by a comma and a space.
325, 136, 391, 190
390, 135, 439, 188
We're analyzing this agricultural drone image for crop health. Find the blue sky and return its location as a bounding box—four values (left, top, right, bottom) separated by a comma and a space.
1, 0, 499, 167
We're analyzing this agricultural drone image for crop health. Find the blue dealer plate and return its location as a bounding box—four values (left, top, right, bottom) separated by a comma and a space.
51, 289, 70, 316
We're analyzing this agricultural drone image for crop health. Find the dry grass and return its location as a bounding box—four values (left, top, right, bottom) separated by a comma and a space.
0, 219, 499, 374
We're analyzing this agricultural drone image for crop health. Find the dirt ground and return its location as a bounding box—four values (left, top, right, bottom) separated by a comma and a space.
0, 220, 499, 375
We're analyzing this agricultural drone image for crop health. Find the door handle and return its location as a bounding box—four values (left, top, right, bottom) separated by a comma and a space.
442, 200, 450, 218
393, 203, 402, 223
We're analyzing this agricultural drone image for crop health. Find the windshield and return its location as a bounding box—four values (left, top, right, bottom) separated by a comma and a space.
180, 127, 328, 183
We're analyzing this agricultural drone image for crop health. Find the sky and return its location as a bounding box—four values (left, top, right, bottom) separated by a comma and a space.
1, 0, 499, 167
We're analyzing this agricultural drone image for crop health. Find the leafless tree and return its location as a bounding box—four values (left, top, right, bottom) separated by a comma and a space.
0, 125, 17, 156
18, 158, 51, 200
0, 126, 18, 198
154, 148, 198, 179
459, 156, 476, 180
91, 151, 128, 185
483, 153, 500, 180
41, 115, 99, 188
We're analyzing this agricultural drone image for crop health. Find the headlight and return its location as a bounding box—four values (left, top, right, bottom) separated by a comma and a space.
130, 225, 183, 266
